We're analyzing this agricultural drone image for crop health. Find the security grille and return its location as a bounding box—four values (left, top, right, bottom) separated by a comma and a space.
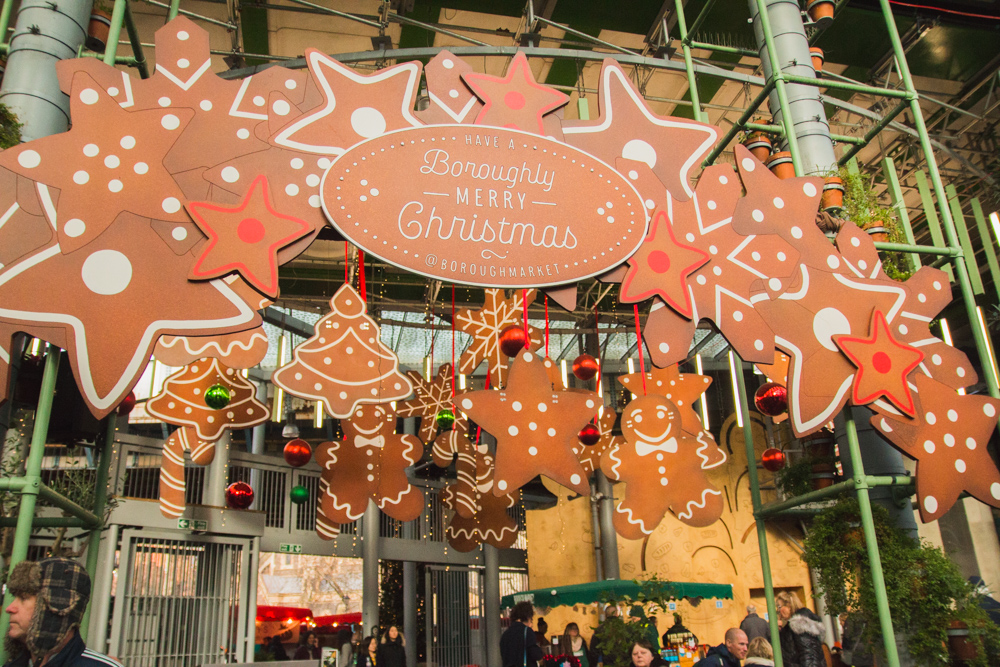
426, 566, 485, 667
109, 530, 253, 667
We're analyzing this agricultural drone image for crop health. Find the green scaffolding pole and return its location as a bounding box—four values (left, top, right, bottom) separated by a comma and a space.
103, 0, 128, 67
674, 0, 706, 123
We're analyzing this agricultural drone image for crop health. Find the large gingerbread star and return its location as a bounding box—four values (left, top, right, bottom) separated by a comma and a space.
416, 50, 482, 125
462, 52, 569, 136
456, 289, 542, 388
187, 175, 311, 298
619, 210, 709, 318
834, 309, 924, 417
457, 349, 597, 496
562, 59, 719, 200
0, 71, 193, 254
272, 48, 422, 155
397, 363, 456, 444
871, 374, 1000, 521
0, 212, 260, 418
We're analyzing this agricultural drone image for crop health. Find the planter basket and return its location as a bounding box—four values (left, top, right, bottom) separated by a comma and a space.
864, 221, 888, 243
810, 47, 825, 72
766, 151, 795, 180
821, 177, 844, 211
743, 132, 773, 161
806, 0, 835, 28
87, 8, 113, 53
947, 621, 977, 661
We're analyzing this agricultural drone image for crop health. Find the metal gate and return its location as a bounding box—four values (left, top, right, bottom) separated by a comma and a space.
426, 566, 485, 667
109, 530, 253, 667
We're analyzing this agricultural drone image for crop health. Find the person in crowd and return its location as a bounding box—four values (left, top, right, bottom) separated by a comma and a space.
336, 627, 355, 667
589, 605, 618, 666
628, 640, 666, 667
559, 622, 590, 667
268, 635, 290, 661
744, 637, 774, 667
356, 636, 378, 667
739, 604, 770, 641
775, 591, 826, 667
839, 613, 873, 667
694, 628, 748, 667
661, 612, 698, 647
536, 617, 550, 651
500, 601, 545, 667
377, 626, 406, 667
295, 631, 321, 660
2, 558, 124, 667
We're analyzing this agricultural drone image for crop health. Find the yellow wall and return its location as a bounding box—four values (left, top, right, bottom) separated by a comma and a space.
526, 412, 813, 646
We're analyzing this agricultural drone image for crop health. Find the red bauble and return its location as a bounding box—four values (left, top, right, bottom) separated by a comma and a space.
283, 439, 312, 467
499, 325, 528, 357
117, 391, 136, 416
578, 422, 601, 446
226, 481, 254, 509
754, 382, 788, 417
572, 354, 599, 381
761, 448, 787, 472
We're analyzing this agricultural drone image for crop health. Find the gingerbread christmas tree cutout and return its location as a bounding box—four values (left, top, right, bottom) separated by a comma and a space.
272, 283, 413, 418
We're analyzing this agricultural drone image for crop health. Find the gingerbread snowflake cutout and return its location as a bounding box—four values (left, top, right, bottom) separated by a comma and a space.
456, 289, 542, 388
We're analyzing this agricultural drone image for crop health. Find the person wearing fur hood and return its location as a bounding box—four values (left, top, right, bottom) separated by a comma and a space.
743, 636, 775, 666
3, 558, 123, 667
775, 592, 826, 667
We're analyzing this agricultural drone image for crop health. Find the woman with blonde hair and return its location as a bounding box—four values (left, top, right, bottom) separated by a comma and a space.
743, 637, 773, 666
775, 591, 825, 667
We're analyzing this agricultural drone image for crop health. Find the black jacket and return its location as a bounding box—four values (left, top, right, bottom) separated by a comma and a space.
779, 609, 826, 667
294, 645, 322, 660
500, 621, 544, 667
4, 631, 123, 667
739, 612, 770, 641
356, 649, 377, 667
377, 639, 406, 667
694, 644, 740, 667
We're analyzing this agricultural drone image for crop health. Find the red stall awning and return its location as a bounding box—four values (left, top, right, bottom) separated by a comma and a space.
256, 606, 314, 623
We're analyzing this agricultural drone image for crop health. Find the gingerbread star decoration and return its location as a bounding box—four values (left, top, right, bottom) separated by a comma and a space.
157, 426, 216, 518
416, 50, 483, 125
147, 357, 270, 440
563, 59, 719, 200
578, 409, 623, 477
397, 363, 456, 444
187, 175, 311, 298
619, 210, 710, 318
0, 71, 193, 254
834, 309, 924, 417
443, 446, 520, 552
458, 349, 598, 496
0, 166, 56, 269
456, 289, 542, 388
0, 212, 261, 418
272, 49, 422, 155
154, 326, 270, 369
462, 52, 569, 136
871, 374, 1000, 521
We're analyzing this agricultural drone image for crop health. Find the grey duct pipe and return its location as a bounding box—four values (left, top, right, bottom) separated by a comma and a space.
204, 431, 231, 507
483, 546, 502, 667
596, 472, 620, 579
747, 0, 837, 175
402, 521, 418, 667
0, 0, 92, 141
589, 479, 605, 581
362, 500, 381, 635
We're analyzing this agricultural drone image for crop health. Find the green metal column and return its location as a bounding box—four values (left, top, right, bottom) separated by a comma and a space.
945, 185, 984, 295
674, 0, 706, 123
103, 0, 127, 67
881, 156, 921, 272
842, 412, 901, 667
169, 0, 181, 21
732, 356, 783, 666
970, 198, 1000, 303
80, 414, 117, 640
913, 170, 953, 281
0, 347, 61, 655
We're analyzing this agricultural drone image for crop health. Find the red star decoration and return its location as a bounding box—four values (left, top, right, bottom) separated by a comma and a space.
462, 52, 569, 135
457, 350, 597, 496
619, 210, 710, 318
834, 309, 924, 417
871, 374, 1000, 522
187, 175, 311, 298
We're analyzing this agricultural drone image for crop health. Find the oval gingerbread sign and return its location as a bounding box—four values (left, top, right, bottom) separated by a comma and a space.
321, 125, 649, 288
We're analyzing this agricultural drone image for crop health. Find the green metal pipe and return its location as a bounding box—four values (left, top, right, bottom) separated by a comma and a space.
81, 51, 140, 66
751, 0, 803, 176
882, 156, 922, 272
0, 477, 27, 492
0, 516, 88, 528
123, 0, 149, 79
838, 98, 909, 164
143, 0, 236, 30
782, 73, 912, 99
743, 121, 867, 146
732, 356, 784, 666
875, 0, 1000, 399
535, 16, 637, 56
687, 40, 758, 58
687, 0, 721, 38
843, 412, 901, 667
703, 80, 775, 166
871, 241, 962, 256
283, 0, 383, 30
102, 0, 127, 67
0, 0, 13, 51
757, 475, 914, 517
674, 0, 705, 122
395, 12, 490, 47
0, 347, 61, 655
37, 484, 100, 525
168, 0, 181, 21
80, 414, 117, 641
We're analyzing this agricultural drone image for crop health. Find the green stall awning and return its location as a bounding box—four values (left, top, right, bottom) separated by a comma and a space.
500, 579, 733, 609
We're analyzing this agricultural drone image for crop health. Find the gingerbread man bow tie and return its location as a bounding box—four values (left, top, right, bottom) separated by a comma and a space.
354, 434, 386, 449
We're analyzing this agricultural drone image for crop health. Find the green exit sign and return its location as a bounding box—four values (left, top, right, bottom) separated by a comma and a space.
177, 519, 208, 531
279, 543, 303, 554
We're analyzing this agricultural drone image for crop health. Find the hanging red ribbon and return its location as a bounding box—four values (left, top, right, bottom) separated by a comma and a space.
522, 288, 529, 350
595, 304, 602, 423
633, 304, 647, 396
544, 296, 550, 357
358, 250, 366, 302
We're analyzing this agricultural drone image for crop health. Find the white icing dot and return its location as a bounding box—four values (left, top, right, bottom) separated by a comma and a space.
917, 293, 926, 303
120, 135, 136, 149
221, 166, 240, 183
733, 310, 743, 322
858, 260, 868, 270
162, 197, 181, 214
285, 79, 298, 89
507, 425, 519, 436
660, 478, 668, 486
522, 351, 534, 362
768, 278, 782, 291
659, 342, 669, 354
177, 30, 189, 40
752, 251, 761, 261
306, 174, 321, 187
80, 88, 99, 105
803, 183, 817, 197
570, 474, 581, 485
108, 179, 123, 193
286, 184, 299, 196
273, 99, 291, 116
318, 158, 331, 169
984, 403, 996, 418
933, 281, 942, 290
586, 399, 595, 408
696, 275, 707, 285
448, 89, 459, 99
177, 58, 190, 69
827, 255, 840, 270
161, 114, 180, 130
707, 200, 717, 211
926, 412, 936, 424
290, 158, 304, 170
309, 195, 321, 208
172, 227, 187, 241
547, 428, 556, 436
773, 197, 784, 209
64, 219, 85, 237
252, 95, 265, 107
200, 99, 213, 111
81, 249, 132, 295
351, 107, 387, 138
104, 155, 120, 168
158, 97, 172, 107
17, 150, 40, 168
752, 209, 764, 222
924, 496, 938, 514
777, 251, 787, 261
442, 58, 454, 69
957, 367, 967, 377
83, 144, 99, 157
537, 403, 547, 413
686, 233, 696, 243
898, 324, 908, 335
133, 162, 148, 175
813, 307, 851, 351
628, 170, 639, 180
461, 398, 473, 409
107, 87, 119, 96
528, 446, 537, 456
622, 139, 657, 168
966, 438, 977, 450
73, 170, 89, 185
944, 433, 955, 447
237, 128, 250, 139
851, 237, 861, 247
709, 245, 718, 255
741, 158, 755, 172
754, 340, 764, 351
497, 480, 508, 491
790, 226, 803, 239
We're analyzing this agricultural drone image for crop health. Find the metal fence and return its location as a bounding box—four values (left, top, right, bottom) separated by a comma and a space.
426, 566, 485, 667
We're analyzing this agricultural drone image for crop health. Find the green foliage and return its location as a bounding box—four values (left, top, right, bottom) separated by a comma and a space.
837, 167, 912, 282
594, 577, 675, 667
775, 456, 812, 498
0, 103, 21, 150
803, 500, 1000, 666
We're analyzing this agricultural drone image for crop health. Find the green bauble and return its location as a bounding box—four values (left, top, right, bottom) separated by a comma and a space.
290, 485, 310, 505
204, 384, 232, 410
436, 409, 456, 430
